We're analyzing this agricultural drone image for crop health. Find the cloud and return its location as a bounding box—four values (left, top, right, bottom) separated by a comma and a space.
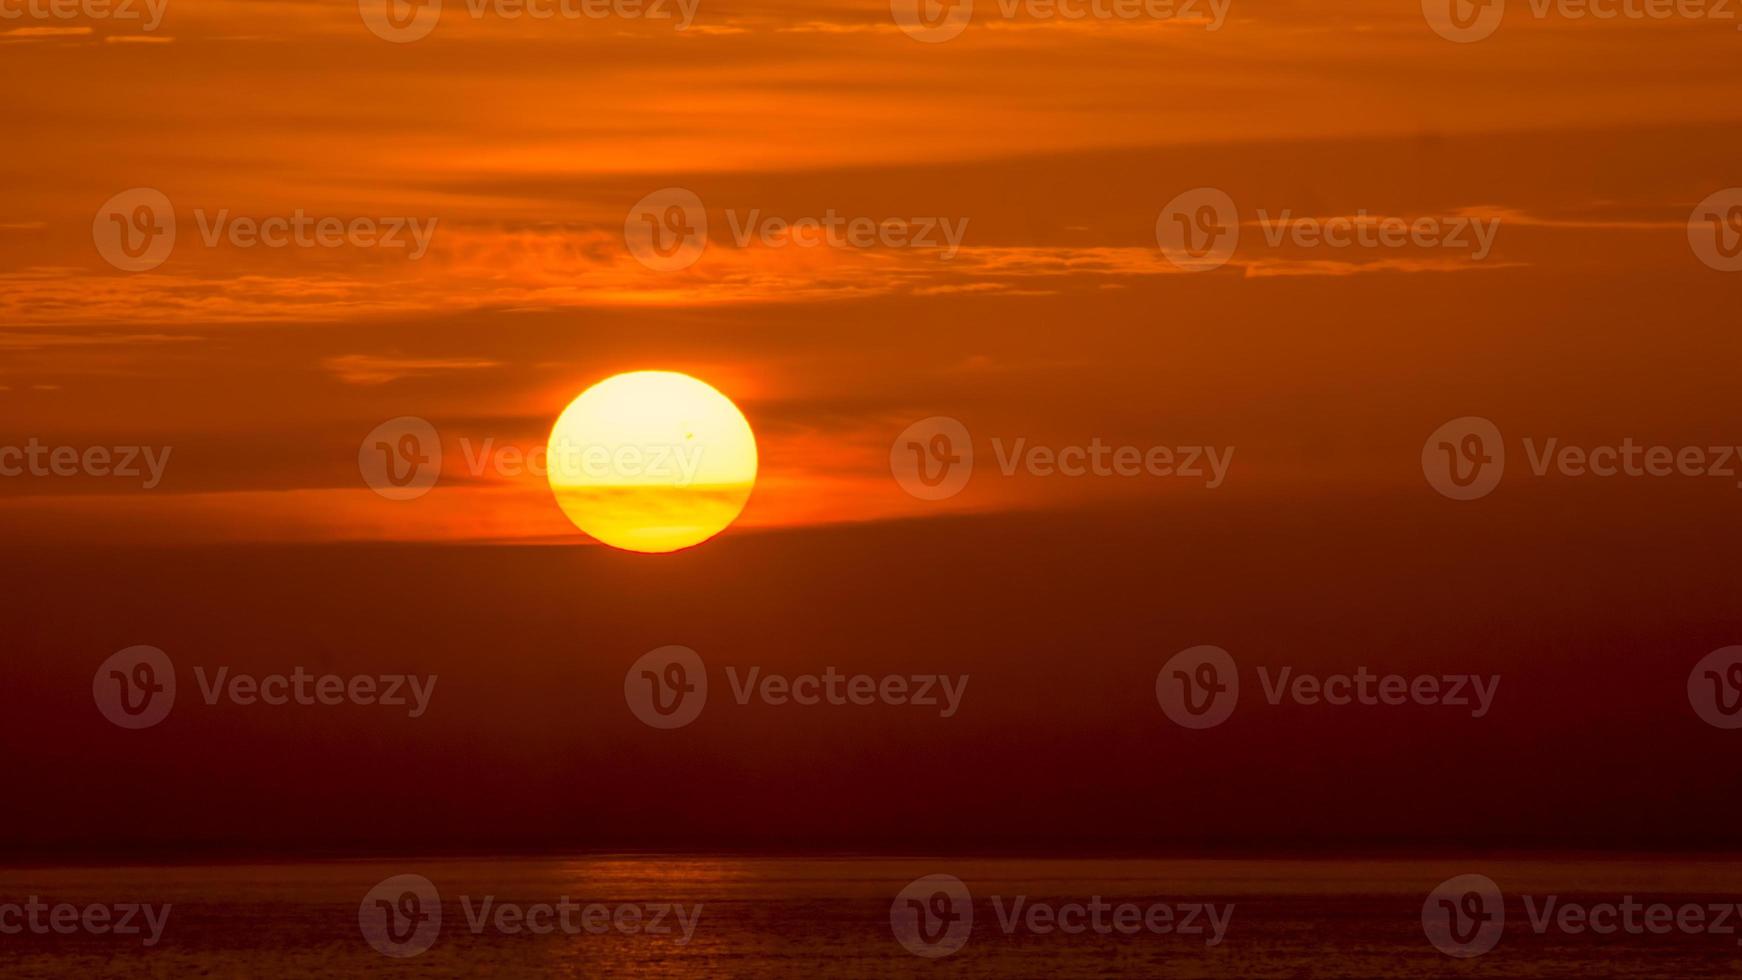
0, 225, 1527, 326
324, 353, 505, 385
0, 330, 201, 350
0, 26, 93, 40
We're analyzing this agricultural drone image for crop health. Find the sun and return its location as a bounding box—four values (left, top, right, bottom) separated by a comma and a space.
546, 371, 757, 553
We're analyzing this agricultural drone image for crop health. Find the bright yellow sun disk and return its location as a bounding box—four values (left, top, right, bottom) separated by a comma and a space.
546, 371, 757, 553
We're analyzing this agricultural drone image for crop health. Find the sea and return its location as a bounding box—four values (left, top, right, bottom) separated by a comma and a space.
3, 855, 1741, 977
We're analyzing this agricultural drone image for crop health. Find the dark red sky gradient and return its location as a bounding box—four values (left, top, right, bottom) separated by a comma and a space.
8, 477, 1739, 859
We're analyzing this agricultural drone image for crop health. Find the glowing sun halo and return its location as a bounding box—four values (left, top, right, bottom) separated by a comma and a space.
546, 371, 758, 553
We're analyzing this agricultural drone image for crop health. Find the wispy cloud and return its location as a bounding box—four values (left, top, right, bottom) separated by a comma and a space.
0, 25, 93, 40
324, 353, 505, 385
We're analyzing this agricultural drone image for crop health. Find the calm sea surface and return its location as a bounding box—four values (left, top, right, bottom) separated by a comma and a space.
4, 856, 1742, 977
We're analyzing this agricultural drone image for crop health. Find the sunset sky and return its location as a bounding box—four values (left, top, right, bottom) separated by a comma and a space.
5, 0, 1742, 857
4, 0, 1741, 547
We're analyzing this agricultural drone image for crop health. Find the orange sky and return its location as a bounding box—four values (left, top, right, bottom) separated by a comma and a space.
7, 1, 1742, 861
2, 1, 1740, 546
